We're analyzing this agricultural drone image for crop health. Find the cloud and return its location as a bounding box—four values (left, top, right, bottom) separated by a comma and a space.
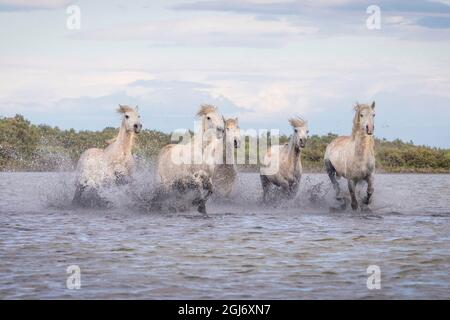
384, 15, 413, 26
1, 1, 449, 147
171, 0, 370, 15
417, 16, 450, 29
1, 79, 247, 132
2, 73, 450, 147
129, 79, 212, 90
171, 0, 304, 16
0, 0, 69, 11
172, 0, 450, 14
69, 15, 318, 47
338, 0, 450, 13
171, 0, 450, 36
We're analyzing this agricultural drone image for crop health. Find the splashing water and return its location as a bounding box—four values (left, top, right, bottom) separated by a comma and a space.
1, 169, 449, 299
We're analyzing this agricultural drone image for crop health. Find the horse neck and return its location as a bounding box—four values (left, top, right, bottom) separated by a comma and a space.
287, 136, 301, 168
200, 130, 213, 150
199, 133, 221, 170
109, 121, 134, 156
196, 128, 219, 152
199, 117, 209, 148
223, 134, 235, 166
201, 116, 207, 135
352, 130, 374, 160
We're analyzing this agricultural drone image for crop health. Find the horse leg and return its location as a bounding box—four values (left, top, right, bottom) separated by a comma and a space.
260, 175, 271, 203
363, 174, 374, 205
325, 159, 341, 200
79, 186, 110, 208
290, 175, 301, 199
287, 181, 299, 199
115, 171, 130, 185
348, 179, 358, 210
273, 177, 290, 199
196, 200, 207, 215
195, 189, 211, 215
196, 176, 212, 215
72, 183, 85, 206
86, 187, 101, 207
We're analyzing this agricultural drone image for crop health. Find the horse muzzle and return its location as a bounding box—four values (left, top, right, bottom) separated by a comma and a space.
366, 124, 374, 135
134, 123, 142, 133
299, 139, 306, 149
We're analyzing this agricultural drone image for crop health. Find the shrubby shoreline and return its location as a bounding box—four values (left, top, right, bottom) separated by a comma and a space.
1, 114, 449, 173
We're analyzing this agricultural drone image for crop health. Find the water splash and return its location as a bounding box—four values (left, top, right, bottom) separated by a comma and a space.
41, 164, 404, 216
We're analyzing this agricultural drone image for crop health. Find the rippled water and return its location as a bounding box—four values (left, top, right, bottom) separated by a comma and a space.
0, 171, 449, 299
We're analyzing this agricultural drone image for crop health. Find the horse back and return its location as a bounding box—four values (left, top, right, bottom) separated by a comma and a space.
325, 135, 375, 179
324, 136, 352, 175
157, 144, 176, 175
77, 148, 104, 168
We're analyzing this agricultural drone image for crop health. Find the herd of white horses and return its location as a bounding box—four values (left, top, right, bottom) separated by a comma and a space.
72, 102, 376, 213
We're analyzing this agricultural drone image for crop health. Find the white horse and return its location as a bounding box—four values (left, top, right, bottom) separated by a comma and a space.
72, 105, 142, 206
260, 117, 309, 203
212, 117, 241, 197
324, 102, 376, 210
157, 104, 225, 213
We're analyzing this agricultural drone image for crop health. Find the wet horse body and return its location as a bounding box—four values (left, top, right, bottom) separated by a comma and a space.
324, 102, 376, 210
157, 105, 225, 213
72, 105, 141, 207
260, 117, 308, 202
212, 117, 241, 198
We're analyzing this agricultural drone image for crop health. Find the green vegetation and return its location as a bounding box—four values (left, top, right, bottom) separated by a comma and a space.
294, 134, 450, 173
0, 114, 169, 171
1, 114, 449, 173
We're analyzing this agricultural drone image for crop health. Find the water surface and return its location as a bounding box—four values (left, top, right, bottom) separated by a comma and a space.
0, 172, 449, 299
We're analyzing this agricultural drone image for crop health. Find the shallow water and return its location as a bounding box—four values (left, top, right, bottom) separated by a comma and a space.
0, 171, 449, 299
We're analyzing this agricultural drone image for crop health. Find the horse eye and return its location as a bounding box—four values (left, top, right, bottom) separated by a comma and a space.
125, 115, 129, 119
373, 114, 376, 117
207, 116, 211, 120
360, 114, 363, 117
226, 128, 230, 131
294, 129, 298, 133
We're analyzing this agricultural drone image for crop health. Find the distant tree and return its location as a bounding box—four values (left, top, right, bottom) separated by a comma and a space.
0, 114, 449, 173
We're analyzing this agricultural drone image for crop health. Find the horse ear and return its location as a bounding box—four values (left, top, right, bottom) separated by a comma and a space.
135, 105, 139, 112
235, 117, 238, 124
371, 101, 375, 110
222, 115, 226, 123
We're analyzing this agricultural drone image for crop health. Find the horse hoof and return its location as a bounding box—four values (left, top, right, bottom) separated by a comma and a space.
330, 200, 347, 212
197, 203, 207, 215
336, 197, 348, 211
329, 206, 342, 212
351, 202, 358, 210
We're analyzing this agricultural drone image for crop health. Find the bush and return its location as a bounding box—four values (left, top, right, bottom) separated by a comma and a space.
0, 114, 449, 173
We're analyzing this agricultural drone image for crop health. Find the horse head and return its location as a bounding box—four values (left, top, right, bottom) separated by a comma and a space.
223, 117, 241, 149
353, 101, 375, 136
118, 105, 142, 134
289, 116, 309, 151
197, 104, 224, 139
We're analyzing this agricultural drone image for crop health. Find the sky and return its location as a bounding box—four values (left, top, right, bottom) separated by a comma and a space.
0, 0, 449, 147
